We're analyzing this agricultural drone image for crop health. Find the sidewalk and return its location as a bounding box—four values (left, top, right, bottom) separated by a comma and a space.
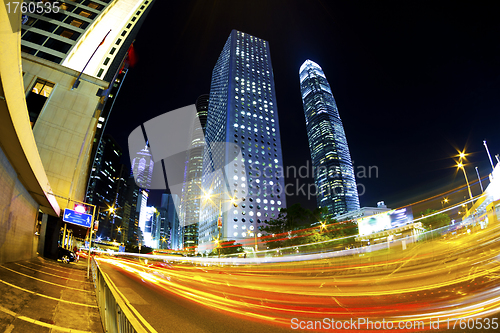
0, 256, 103, 333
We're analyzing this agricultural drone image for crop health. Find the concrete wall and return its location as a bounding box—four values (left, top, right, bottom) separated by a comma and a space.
22, 54, 108, 210
0, 6, 59, 264
0, 146, 39, 263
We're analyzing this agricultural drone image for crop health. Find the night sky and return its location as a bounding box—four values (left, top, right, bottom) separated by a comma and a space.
106, 1, 500, 212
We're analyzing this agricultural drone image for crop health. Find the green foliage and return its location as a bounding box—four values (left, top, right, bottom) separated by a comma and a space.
125, 244, 153, 254
208, 240, 244, 256
419, 208, 451, 230
259, 203, 358, 250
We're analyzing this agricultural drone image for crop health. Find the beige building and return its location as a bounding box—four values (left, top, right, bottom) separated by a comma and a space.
23, 53, 108, 209
0, 1, 155, 263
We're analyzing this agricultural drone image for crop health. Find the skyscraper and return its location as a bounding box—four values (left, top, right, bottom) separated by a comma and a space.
85, 134, 125, 241
131, 145, 155, 189
179, 95, 209, 252
299, 60, 360, 216
161, 194, 181, 250
199, 30, 287, 253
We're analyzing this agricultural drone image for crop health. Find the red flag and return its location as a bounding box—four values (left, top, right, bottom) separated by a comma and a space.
127, 43, 138, 67
217, 212, 222, 228
99, 30, 111, 46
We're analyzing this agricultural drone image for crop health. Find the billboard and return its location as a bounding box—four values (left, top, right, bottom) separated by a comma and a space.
357, 207, 413, 236
358, 212, 391, 236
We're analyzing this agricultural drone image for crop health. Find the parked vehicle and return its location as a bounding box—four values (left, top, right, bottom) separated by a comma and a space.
58, 247, 77, 264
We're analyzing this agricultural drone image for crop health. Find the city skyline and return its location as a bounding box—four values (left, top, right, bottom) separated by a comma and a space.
106, 2, 500, 212
2, 3, 500, 331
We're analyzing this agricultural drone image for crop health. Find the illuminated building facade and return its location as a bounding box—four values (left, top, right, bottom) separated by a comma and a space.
199, 30, 287, 252
85, 134, 124, 241
179, 95, 209, 252
299, 60, 360, 216
131, 145, 154, 189
160, 193, 181, 250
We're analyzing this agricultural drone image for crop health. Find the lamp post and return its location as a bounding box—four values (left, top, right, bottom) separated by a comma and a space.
109, 206, 117, 241
483, 140, 495, 171
116, 226, 122, 244
319, 221, 327, 252
475, 167, 484, 193
203, 189, 239, 258
217, 201, 222, 258
457, 161, 473, 201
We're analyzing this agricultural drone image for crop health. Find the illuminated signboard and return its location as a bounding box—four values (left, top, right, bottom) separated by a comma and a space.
63, 208, 92, 228
390, 207, 412, 228
357, 207, 413, 236
357, 212, 392, 236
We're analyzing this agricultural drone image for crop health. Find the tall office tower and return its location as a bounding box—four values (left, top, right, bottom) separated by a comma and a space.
86, 134, 122, 206
124, 175, 141, 245
195, 94, 209, 131
160, 194, 181, 250
179, 94, 209, 252
198, 30, 287, 253
299, 60, 360, 216
131, 145, 154, 189
85, 134, 125, 240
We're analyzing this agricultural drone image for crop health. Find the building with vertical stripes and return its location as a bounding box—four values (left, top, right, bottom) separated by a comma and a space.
299, 60, 360, 216
199, 30, 287, 253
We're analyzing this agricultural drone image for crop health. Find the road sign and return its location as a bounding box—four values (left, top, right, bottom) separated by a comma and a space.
63, 208, 93, 228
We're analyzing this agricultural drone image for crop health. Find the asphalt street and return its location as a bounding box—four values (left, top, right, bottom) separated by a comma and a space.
96, 222, 500, 332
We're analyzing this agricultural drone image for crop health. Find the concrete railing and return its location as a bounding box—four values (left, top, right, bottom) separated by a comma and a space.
91, 257, 156, 333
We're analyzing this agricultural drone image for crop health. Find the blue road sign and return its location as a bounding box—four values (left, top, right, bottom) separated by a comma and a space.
63, 208, 93, 228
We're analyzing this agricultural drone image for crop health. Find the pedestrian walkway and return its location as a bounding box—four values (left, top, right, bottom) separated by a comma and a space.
0, 256, 103, 333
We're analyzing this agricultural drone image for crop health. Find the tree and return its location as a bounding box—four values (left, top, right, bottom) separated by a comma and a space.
211, 240, 244, 256
419, 208, 451, 230
259, 203, 355, 250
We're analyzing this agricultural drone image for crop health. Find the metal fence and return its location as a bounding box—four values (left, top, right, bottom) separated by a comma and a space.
91, 257, 156, 333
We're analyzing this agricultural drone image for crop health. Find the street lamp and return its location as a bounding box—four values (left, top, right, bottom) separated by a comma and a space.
319, 221, 327, 231
441, 197, 449, 208
475, 166, 484, 193
202, 189, 239, 258
483, 140, 495, 171
457, 161, 473, 200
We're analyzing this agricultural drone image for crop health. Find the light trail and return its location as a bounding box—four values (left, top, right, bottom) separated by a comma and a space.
97, 222, 500, 331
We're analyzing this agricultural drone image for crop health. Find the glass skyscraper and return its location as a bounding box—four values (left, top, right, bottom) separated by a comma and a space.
199, 30, 286, 253
179, 95, 209, 252
299, 60, 360, 216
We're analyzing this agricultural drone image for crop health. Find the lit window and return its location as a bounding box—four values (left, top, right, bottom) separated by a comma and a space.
31, 79, 53, 97
26, 78, 56, 127
79, 11, 92, 18
70, 19, 84, 28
